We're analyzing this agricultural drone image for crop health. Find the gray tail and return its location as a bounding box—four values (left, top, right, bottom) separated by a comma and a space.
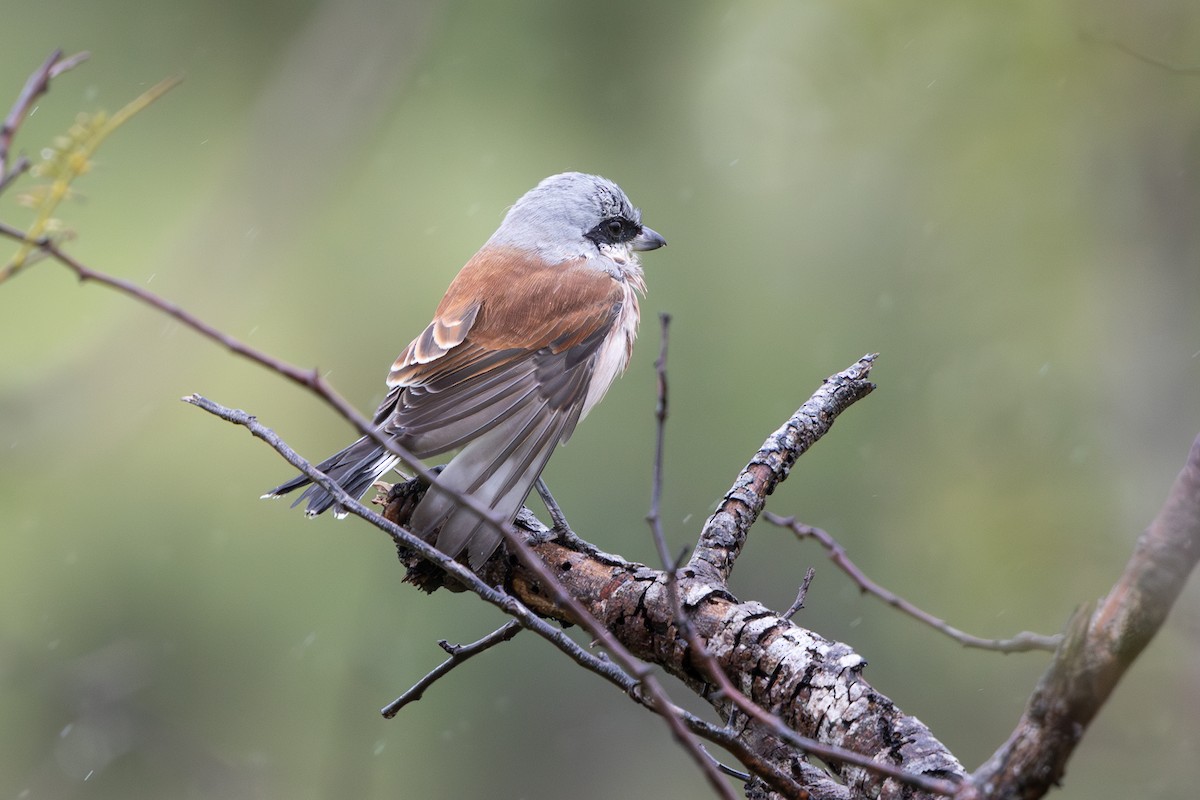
262, 436, 398, 517
411, 400, 573, 568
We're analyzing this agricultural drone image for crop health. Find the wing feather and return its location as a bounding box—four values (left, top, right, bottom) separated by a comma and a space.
373, 247, 622, 460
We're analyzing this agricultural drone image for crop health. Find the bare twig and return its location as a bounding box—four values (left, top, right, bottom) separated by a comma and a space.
782, 567, 815, 621
1081, 26, 1200, 74
0, 49, 90, 194
765, 513, 1060, 653
642, 317, 808, 798
181, 395, 611, 673
0, 223, 365, 414
381, 621, 522, 718
678, 711, 807, 799
646, 312, 677, 578
181, 393, 674, 708
699, 745, 752, 782
688, 355, 877, 584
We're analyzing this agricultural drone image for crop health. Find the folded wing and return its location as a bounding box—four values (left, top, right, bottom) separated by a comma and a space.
265, 246, 626, 567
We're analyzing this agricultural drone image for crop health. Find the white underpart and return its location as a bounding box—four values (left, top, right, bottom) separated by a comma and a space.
582, 246, 644, 420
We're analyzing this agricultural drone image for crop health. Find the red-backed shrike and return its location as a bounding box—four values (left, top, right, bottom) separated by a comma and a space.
264, 172, 665, 567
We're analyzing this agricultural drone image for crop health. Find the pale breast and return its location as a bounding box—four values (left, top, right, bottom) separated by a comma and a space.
581, 278, 641, 420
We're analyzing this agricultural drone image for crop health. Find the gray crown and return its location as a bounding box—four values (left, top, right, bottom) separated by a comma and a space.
486, 172, 642, 262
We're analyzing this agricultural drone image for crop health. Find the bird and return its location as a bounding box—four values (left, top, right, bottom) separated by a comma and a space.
263, 172, 665, 568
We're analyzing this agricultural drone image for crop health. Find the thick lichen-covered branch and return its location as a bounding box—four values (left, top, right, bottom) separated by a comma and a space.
688, 355, 877, 584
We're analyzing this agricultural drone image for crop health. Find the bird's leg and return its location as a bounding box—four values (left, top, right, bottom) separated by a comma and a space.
535, 478, 586, 547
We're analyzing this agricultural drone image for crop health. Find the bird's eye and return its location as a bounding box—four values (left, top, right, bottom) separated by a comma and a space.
586, 216, 638, 247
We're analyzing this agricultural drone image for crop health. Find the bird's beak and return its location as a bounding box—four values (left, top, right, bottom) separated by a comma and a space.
632, 225, 667, 252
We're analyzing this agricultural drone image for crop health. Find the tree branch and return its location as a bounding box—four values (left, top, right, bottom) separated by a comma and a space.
782, 567, 816, 621
381, 621, 523, 718
764, 514, 1060, 653
477, 515, 967, 797
0, 49, 90, 194
965, 434, 1200, 799
688, 355, 877, 584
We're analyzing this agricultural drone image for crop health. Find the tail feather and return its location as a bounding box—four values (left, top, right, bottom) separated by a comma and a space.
412, 401, 571, 568
262, 436, 398, 517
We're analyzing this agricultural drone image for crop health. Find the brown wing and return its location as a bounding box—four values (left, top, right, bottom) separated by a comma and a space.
373, 245, 623, 459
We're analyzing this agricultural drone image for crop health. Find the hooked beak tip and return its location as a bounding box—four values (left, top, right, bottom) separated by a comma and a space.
633, 225, 666, 252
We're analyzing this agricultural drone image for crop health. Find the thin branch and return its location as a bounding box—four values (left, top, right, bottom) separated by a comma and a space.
765, 513, 1060, 653
699, 746, 752, 782
381, 621, 522, 718
644, 315, 802, 798
677, 710, 808, 799
688, 354, 877, 584
0, 223, 356, 406
1081, 26, 1200, 74
187, 394, 739, 768
646, 312, 680, 584
0, 49, 90, 194
782, 567, 815, 621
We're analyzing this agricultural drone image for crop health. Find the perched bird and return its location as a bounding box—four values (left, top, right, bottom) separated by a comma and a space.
264, 172, 665, 567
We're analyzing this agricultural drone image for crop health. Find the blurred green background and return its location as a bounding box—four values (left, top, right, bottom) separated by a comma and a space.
2, 1, 1198, 798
